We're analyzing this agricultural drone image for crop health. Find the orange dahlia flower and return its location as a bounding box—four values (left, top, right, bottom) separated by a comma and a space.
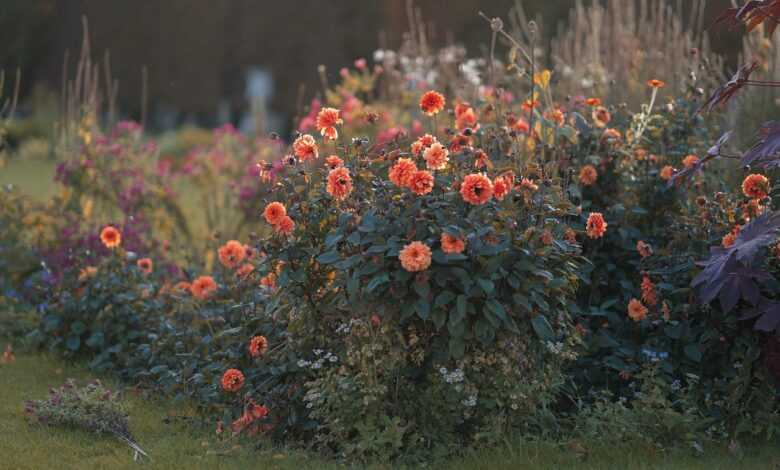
408, 170, 434, 195
423, 142, 449, 170
325, 155, 344, 169
660, 165, 675, 181
722, 225, 740, 248
579, 165, 598, 186
641, 275, 658, 306
221, 368, 245, 392
275, 216, 295, 236
460, 173, 494, 205
637, 240, 653, 258
601, 128, 621, 143
399, 241, 432, 272
174, 281, 191, 293
593, 106, 611, 126
293, 134, 319, 161
218, 240, 247, 269
455, 105, 478, 131
263, 202, 286, 225
513, 118, 530, 133
493, 177, 510, 201
136, 258, 153, 275
248, 335, 269, 358
100, 226, 121, 249
585, 97, 602, 107
326, 167, 353, 200
316, 107, 343, 140
78, 266, 98, 282
236, 263, 255, 278
411, 134, 437, 156
389, 158, 418, 187
682, 154, 699, 169
441, 233, 466, 254
474, 149, 490, 169
540, 230, 554, 246
586, 212, 607, 239
628, 298, 648, 321
741, 173, 770, 199
260, 273, 277, 290
191, 275, 218, 300
419, 90, 445, 116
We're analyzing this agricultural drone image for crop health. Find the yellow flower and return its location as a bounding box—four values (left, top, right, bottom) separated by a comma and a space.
534, 70, 551, 89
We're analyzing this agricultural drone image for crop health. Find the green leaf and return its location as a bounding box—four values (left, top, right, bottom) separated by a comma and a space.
456, 295, 467, 319
531, 315, 555, 341
367, 273, 389, 292
347, 277, 359, 298
413, 280, 430, 299
431, 309, 447, 329
316, 251, 341, 264
476, 278, 495, 295
449, 337, 465, 359
415, 299, 430, 320
485, 299, 508, 322
66, 336, 81, 351
434, 291, 456, 308
684, 344, 702, 362
324, 233, 343, 248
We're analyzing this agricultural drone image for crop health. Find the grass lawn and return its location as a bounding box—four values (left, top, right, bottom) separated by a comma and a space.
1, 346, 780, 469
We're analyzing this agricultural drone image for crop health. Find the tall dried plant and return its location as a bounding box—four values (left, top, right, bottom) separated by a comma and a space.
510, 0, 725, 108
727, 23, 780, 143
58, 16, 119, 151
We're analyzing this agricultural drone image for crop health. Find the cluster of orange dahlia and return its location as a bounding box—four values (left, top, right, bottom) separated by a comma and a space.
263, 202, 295, 236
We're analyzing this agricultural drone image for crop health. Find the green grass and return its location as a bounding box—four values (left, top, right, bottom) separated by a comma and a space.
2, 348, 780, 470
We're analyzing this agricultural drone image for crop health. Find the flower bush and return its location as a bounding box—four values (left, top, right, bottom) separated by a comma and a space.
6, 2, 780, 464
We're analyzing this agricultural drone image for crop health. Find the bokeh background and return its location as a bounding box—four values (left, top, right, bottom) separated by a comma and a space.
2, 0, 741, 133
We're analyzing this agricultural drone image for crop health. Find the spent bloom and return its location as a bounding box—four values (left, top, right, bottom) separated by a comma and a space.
399, 241, 432, 272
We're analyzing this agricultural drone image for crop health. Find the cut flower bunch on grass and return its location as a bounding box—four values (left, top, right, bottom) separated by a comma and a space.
24, 378, 149, 461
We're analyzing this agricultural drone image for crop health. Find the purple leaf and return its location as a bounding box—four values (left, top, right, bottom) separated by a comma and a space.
742, 121, 780, 169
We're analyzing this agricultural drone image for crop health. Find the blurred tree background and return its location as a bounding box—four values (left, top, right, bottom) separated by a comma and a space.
1, 0, 740, 131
